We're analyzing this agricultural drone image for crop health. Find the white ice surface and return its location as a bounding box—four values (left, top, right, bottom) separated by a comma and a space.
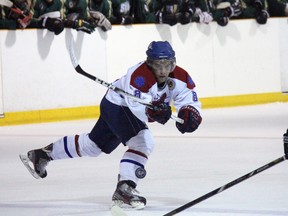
1, 102, 288, 216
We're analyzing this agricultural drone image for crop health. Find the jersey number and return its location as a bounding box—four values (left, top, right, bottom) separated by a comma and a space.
192, 91, 198, 102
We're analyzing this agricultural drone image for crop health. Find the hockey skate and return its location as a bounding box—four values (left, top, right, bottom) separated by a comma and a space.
19, 144, 52, 179
112, 180, 146, 210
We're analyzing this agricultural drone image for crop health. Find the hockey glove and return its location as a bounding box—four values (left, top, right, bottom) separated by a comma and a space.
176, 105, 202, 134
284, 129, 288, 157
146, 93, 172, 125
89, 11, 112, 31
198, 11, 213, 24
256, 10, 269, 24
74, 19, 95, 34
18, 12, 32, 28
42, 17, 64, 35
178, 12, 192, 24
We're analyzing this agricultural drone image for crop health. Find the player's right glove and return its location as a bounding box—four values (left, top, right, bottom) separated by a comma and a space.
176, 105, 202, 134
74, 19, 95, 34
283, 129, 288, 157
146, 93, 171, 125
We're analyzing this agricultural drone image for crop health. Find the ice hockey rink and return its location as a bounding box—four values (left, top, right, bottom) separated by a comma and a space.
1, 102, 288, 216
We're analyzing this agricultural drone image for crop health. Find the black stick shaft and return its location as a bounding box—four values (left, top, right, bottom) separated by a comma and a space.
164, 155, 286, 216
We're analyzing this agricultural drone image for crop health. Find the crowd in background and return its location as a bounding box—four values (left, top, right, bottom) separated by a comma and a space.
0, 0, 287, 35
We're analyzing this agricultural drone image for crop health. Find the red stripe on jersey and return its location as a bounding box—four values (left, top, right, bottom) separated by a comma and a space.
130, 63, 156, 93
170, 66, 196, 89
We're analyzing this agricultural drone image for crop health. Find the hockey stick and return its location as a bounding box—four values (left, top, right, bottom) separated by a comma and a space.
68, 39, 184, 124
164, 154, 287, 216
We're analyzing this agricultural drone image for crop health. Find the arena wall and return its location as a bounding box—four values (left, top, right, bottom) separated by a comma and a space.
0, 18, 287, 125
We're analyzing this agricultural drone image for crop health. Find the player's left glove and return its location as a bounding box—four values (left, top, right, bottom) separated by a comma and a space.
283, 129, 288, 157
176, 105, 202, 134
146, 93, 171, 125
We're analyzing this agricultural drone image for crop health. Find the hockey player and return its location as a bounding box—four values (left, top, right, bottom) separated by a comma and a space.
21, 41, 202, 209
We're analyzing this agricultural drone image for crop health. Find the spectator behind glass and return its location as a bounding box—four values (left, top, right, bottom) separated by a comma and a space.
267, 0, 288, 17
148, 0, 213, 25
109, 0, 156, 25
29, 0, 64, 35
3, 0, 33, 28
63, 0, 95, 34
87, 0, 112, 31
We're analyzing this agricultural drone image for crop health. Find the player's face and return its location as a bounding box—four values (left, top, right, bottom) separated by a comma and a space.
150, 59, 175, 84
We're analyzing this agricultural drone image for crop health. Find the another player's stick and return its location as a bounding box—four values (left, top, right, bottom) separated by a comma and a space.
68, 39, 184, 124
163, 143, 288, 215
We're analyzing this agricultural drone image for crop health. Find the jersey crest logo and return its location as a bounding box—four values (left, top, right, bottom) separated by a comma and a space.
133, 76, 145, 88
167, 78, 175, 90
135, 167, 146, 179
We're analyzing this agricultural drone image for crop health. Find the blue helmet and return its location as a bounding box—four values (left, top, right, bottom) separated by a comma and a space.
146, 41, 175, 60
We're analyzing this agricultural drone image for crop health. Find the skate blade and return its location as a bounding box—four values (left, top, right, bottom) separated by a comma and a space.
19, 154, 40, 179
112, 200, 145, 210
130, 201, 145, 210
110, 205, 128, 216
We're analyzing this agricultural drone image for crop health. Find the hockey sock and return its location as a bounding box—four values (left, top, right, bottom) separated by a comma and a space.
119, 149, 148, 184
49, 133, 102, 160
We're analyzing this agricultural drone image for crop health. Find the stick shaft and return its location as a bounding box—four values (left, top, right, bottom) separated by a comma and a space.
164, 155, 286, 216
75, 65, 155, 108
68, 40, 184, 124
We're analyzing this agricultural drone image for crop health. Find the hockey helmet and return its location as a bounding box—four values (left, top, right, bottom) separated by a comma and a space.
146, 41, 176, 74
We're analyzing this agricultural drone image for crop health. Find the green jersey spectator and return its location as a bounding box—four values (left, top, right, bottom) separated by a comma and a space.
88, 0, 111, 19
110, 0, 156, 24
29, 0, 64, 35
208, 0, 242, 26
3, 0, 34, 28
267, 0, 288, 16
0, 5, 17, 29
87, 0, 112, 31
239, 0, 269, 24
149, 0, 212, 25
63, 0, 96, 34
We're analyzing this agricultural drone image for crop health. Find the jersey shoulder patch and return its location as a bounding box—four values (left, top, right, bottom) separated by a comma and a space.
130, 63, 156, 93
170, 66, 195, 89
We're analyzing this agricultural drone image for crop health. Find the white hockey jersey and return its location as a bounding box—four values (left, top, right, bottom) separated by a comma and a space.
105, 61, 202, 122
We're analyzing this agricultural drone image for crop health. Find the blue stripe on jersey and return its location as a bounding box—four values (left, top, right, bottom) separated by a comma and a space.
64, 136, 73, 158
120, 159, 144, 168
